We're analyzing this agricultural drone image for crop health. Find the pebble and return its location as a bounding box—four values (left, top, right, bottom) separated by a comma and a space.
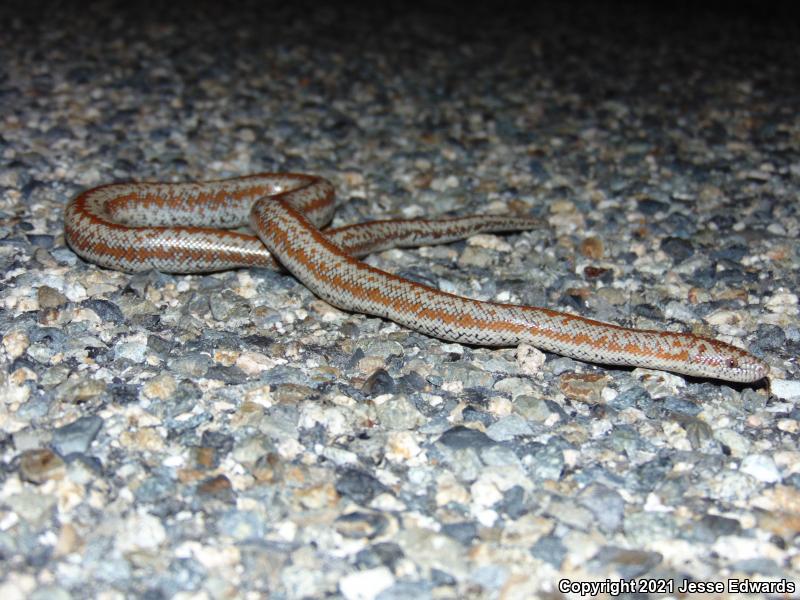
578, 483, 625, 533
5, 490, 56, 527
740, 454, 782, 483
335, 469, 391, 506
339, 567, 395, 600
29, 586, 72, 600
396, 528, 468, 579
437, 426, 495, 451
374, 395, 425, 430
2, 330, 29, 359
660, 237, 694, 262
531, 534, 567, 568
590, 546, 663, 579
18, 448, 65, 484
765, 289, 798, 315
36, 285, 67, 309
514, 395, 564, 423
515, 343, 546, 375
116, 513, 167, 553
485, 414, 534, 441
361, 368, 396, 396
335, 512, 389, 540
714, 428, 752, 457
53, 377, 106, 404
218, 511, 267, 542
51, 415, 103, 455
771, 379, 800, 401
559, 372, 611, 404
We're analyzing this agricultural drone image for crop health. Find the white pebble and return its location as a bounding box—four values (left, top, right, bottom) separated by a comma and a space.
740, 454, 781, 483
771, 379, 800, 402
116, 512, 166, 552
765, 290, 798, 315
339, 567, 394, 600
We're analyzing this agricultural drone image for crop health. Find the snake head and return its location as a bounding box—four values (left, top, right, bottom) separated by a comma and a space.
688, 338, 769, 383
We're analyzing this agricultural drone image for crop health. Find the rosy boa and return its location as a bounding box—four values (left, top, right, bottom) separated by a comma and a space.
64, 173, 768, 382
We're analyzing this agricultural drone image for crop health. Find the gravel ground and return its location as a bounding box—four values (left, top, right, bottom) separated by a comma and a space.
1, 1, 799, 598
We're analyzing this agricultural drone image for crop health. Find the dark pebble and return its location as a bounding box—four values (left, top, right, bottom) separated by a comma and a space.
709, 213, 736, 229
130, 314, 162, 330
346, 348, 366, 371
715, 266, 749, 285
109, 383, 139, 405
660, 237, 694, 262
628, 455, 673, 493
135, 472, 176, 504
147, 335, 174, 357
81, 299, 125, 324
461, 406, 494, 427
753, 324, 786, 352
361, 368, 396, 396
161, 382, 203, 417
441, 522, 478, 545
437, 426, 495, 450
335, 468, 391, 505
29, 326, 66, 346
571, 465, 626, 489
51, 415, 103, 455
430, 569, 456, 587
200, 431, 234, 456
26, 234, 54, 249
197, 475, 235, 500
496, 485, 527, 519
637, 199, 669, 215
662, 396, 701, 416
166, 412, 212, 436
355, 542, 404, 570
126, 270, 176, 297
712, 243, 747, 262
578, 483, 624, 533
683, 418, 713, 449
528, 159, 550, 181
204, 365, 247, 384
398, 371, 426, 393
783, 473, 800, 490
633, 303, 664, 320
608, 386, 651, 410
530, 534, 567, 568
65, 453, 103, 475
681, 514, 742, 543
663, 212, 696, 237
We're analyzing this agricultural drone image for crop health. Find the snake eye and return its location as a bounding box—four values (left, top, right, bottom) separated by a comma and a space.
726, 357, 739, 369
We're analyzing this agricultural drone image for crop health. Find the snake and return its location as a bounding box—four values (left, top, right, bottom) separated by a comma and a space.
63, 173, 769, 383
